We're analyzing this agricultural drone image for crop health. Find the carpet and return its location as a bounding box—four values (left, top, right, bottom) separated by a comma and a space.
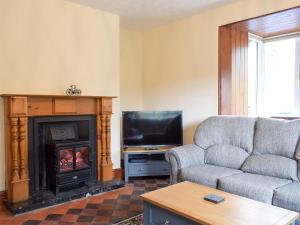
115, 214, 143, 225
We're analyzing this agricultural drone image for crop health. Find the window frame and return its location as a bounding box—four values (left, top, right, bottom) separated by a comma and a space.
248, 33, 300, 116
248, 34, 263, 115
295, 38, 300, 113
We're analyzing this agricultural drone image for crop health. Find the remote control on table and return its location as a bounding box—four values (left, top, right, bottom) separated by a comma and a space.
204, 194, 225, 204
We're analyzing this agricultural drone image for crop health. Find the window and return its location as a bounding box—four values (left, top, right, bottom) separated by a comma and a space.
248, 37, 261, 115
248, 34, 300, 116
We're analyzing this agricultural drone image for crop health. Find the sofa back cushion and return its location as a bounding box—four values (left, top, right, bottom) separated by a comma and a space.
205, 144, 249, 169
242, 154, 298, 181
253, 117, 300, 158
194, 116, 256, 154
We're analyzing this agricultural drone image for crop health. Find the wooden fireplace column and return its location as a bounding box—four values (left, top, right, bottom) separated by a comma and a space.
97, 98, 113, 181
2, 94, 115, 203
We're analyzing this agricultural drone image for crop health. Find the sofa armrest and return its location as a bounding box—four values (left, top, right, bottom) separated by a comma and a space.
165, 144, 205, 184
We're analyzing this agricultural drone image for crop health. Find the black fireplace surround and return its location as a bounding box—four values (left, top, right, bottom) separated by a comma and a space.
5, 115, 124, 214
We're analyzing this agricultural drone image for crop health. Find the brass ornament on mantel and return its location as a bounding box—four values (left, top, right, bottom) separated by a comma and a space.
66, 85, 82, 96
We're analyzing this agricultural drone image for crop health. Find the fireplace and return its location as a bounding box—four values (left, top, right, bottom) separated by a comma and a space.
54, 146, 90, 173
28, 116, 97, 195
2, 95, 123, 213
46, 125, 92, 194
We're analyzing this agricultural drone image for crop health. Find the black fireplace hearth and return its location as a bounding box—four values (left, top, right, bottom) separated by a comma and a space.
5, 180, 124, 214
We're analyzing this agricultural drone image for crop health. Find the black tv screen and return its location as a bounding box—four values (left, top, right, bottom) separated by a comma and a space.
122, 111, 183, 147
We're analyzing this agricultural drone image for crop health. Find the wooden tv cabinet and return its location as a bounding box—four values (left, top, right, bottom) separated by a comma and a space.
123, 147, 173, 182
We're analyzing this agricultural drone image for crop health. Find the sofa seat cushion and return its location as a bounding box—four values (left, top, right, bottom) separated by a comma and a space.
273, 182, 300, 213
180, 164, 242, 188
242, 154, 298, 181
205, 144, 249, 169
218, 173, 292, 204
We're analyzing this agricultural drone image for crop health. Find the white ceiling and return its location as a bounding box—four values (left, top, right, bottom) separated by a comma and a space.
69, 0, 238, 30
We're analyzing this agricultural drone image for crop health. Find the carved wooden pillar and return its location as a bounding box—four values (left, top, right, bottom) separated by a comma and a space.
105, 114, 113, 167
10, 118, 19, 182
97, 98, 113, 181
19, 117, 28, 180
5, 97, 29, 203
96, 114, 103, 181
100, 114, 108, 165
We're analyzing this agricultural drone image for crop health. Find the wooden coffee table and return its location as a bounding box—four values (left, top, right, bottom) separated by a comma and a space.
140, 181, 299, 225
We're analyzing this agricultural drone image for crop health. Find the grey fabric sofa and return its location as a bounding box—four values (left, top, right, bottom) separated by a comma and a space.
165, 116, 300, 224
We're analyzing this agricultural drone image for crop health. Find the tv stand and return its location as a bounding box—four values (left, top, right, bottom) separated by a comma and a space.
123, 147, 173, 182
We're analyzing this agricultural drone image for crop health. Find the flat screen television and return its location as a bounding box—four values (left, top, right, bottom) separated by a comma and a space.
122, 111, 183, 148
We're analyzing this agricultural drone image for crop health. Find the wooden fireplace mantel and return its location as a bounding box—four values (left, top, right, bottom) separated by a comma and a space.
1, 94, 116, 203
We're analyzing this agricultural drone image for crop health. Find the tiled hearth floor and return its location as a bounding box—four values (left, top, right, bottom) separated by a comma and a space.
0, 178, 169, 225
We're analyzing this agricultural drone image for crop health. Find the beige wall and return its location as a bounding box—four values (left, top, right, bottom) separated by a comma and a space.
120, 28, 143, 111
142, 0, 300, 144
1, 0, 299, 192
0, 0, 120, 191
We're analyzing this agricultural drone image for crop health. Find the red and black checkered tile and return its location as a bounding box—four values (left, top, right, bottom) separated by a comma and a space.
20, 178, 169, 225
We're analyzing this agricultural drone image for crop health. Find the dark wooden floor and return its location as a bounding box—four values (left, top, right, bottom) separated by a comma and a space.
0, 178, 169, 225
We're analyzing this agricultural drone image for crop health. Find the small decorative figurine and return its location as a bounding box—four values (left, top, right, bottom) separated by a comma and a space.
66, 85, 82, 96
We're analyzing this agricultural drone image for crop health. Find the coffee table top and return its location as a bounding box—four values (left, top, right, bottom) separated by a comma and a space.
140, 181, 299, 225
